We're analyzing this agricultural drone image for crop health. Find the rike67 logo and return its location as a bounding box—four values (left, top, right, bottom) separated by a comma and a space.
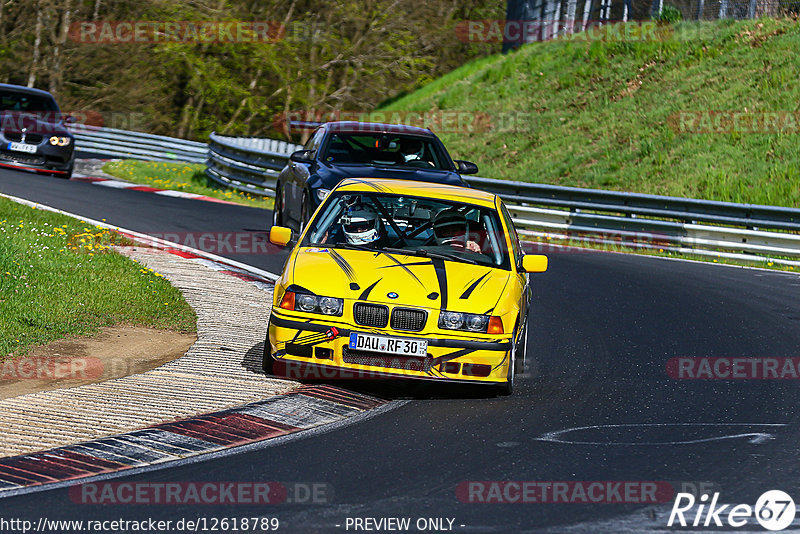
668, 490, 796, 531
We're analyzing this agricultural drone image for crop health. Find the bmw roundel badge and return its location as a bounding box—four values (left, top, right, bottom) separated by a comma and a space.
387, 292, 399, 299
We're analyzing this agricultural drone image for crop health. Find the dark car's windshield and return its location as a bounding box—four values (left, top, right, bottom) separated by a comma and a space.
319, 133, 451, 171
302, 191, 510, 269
0, 91, 59, 114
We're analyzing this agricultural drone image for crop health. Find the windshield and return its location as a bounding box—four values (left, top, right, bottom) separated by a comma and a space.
319, 133, 451, 171
0, 91, 59, 114
302, 191, 510, 269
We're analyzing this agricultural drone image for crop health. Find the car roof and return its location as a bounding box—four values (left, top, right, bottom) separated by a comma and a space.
324, 121, 434, 137
335, 178, 497, 208
0, 83, 57, 99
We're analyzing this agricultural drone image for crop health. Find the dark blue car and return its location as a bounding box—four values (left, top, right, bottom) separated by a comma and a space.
272, 121, 479, 230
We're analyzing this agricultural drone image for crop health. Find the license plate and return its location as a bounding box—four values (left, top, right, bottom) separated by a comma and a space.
7, 142, 37, 154
349, 332, 428, 357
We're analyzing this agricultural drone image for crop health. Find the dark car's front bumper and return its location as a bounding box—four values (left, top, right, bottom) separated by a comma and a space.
0, 138, 74, 176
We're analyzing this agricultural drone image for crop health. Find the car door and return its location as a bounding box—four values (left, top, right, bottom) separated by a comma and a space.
287, 127, 324, 224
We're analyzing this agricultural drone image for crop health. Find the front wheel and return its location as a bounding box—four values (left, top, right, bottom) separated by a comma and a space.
497, 321, 526, 396
262, 330, 275, 375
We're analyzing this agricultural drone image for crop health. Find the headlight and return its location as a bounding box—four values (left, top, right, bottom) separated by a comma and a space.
49, 136, 71, 146
439, 311, 490, 332
279, 291, 342, 316
316, 188, 331, 202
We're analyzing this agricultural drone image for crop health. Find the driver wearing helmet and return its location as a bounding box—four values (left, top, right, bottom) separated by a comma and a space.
400, 138, 424, 163
433, 209, 481, 253
341, 203, 384, 245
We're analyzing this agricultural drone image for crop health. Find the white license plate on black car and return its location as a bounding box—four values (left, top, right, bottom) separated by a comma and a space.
8, 142, 37, 154
349, 332, 427, 357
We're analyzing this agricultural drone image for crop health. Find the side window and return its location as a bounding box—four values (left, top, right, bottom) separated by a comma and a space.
304, 128, 325, 152
500, 202, 523, 269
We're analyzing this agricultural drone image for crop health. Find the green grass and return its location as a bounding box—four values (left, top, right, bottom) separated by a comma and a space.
0, 198, 196, 358
382, 18, 800, 207
102, 160, 274, 209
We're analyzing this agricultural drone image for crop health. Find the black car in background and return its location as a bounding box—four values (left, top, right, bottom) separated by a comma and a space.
0, 84, 75, 178
273, 121, 479, 230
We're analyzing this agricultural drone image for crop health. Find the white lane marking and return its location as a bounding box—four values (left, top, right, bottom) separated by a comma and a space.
536, 423, 787, 446
154, 189, 203, 199
0, 192, 279, 282
93, 180, 138, 188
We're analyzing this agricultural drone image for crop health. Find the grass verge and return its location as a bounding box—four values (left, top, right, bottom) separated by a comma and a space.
382, 18, 800, 207
102, 160, 273, 209
0, 197, 196, 358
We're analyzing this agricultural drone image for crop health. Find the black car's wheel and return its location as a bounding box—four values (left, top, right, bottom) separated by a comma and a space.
272, 183, 284, 227
55, 163, 73, 179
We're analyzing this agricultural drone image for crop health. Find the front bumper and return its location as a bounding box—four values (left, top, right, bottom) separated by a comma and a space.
268, 309, 513, 384
0, 142, 74, 175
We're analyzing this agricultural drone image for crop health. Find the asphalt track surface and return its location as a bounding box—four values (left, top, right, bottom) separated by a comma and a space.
3, 166, 800, 532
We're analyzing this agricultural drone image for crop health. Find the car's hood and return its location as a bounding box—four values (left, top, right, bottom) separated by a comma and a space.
317, 163, 466, 187
286, 248, 511, 315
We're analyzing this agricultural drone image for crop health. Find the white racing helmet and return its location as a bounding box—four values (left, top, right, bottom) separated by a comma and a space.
342, 204, 381, 244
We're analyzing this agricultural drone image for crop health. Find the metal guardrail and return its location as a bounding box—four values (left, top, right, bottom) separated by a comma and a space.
69, 124, 207, 164
205, 132, 301, 197
172, 132, 800, 265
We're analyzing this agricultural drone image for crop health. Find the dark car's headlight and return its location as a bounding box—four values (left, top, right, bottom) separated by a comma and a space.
439, 311, 504, 334
279, 290, 342, 316
49, 136, 71, 147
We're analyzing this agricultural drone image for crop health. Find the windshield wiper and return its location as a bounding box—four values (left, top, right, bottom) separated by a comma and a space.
381, 247, 479, 265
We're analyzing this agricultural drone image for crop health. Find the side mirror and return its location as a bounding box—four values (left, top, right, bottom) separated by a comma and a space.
454, 160, 479, 175
269, 226, 293, 247
290, 149, 315, 164
63, 114, 76, 124
521, 254, 548, 273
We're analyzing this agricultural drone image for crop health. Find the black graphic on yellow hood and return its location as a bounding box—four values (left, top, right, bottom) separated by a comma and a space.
376, 253, 427, 289
358, 279, 382, 300
459, 272, 490, 300
290, 249, 510, 313
328, 249, 357, 282
431, 257, 448, 310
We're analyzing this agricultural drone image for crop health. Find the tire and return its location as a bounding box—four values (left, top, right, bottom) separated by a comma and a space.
272, 183, 283, 227
262, 330, 275, 375
497, 321, 527, 396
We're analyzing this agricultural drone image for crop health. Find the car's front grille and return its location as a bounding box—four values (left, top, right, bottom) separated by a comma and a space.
353, 303, 389, 328
4, 132, 43, 144
342, 347, 431, 373
390, 308, 427, 331
0, 150, 45, 165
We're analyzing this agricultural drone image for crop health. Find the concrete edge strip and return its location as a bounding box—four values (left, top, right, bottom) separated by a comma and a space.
0, 191, 279, 283
71, 173, 241, 206
0, 385, 389, 496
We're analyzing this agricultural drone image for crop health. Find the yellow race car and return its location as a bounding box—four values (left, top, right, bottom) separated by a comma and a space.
265, 178, 547, 395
